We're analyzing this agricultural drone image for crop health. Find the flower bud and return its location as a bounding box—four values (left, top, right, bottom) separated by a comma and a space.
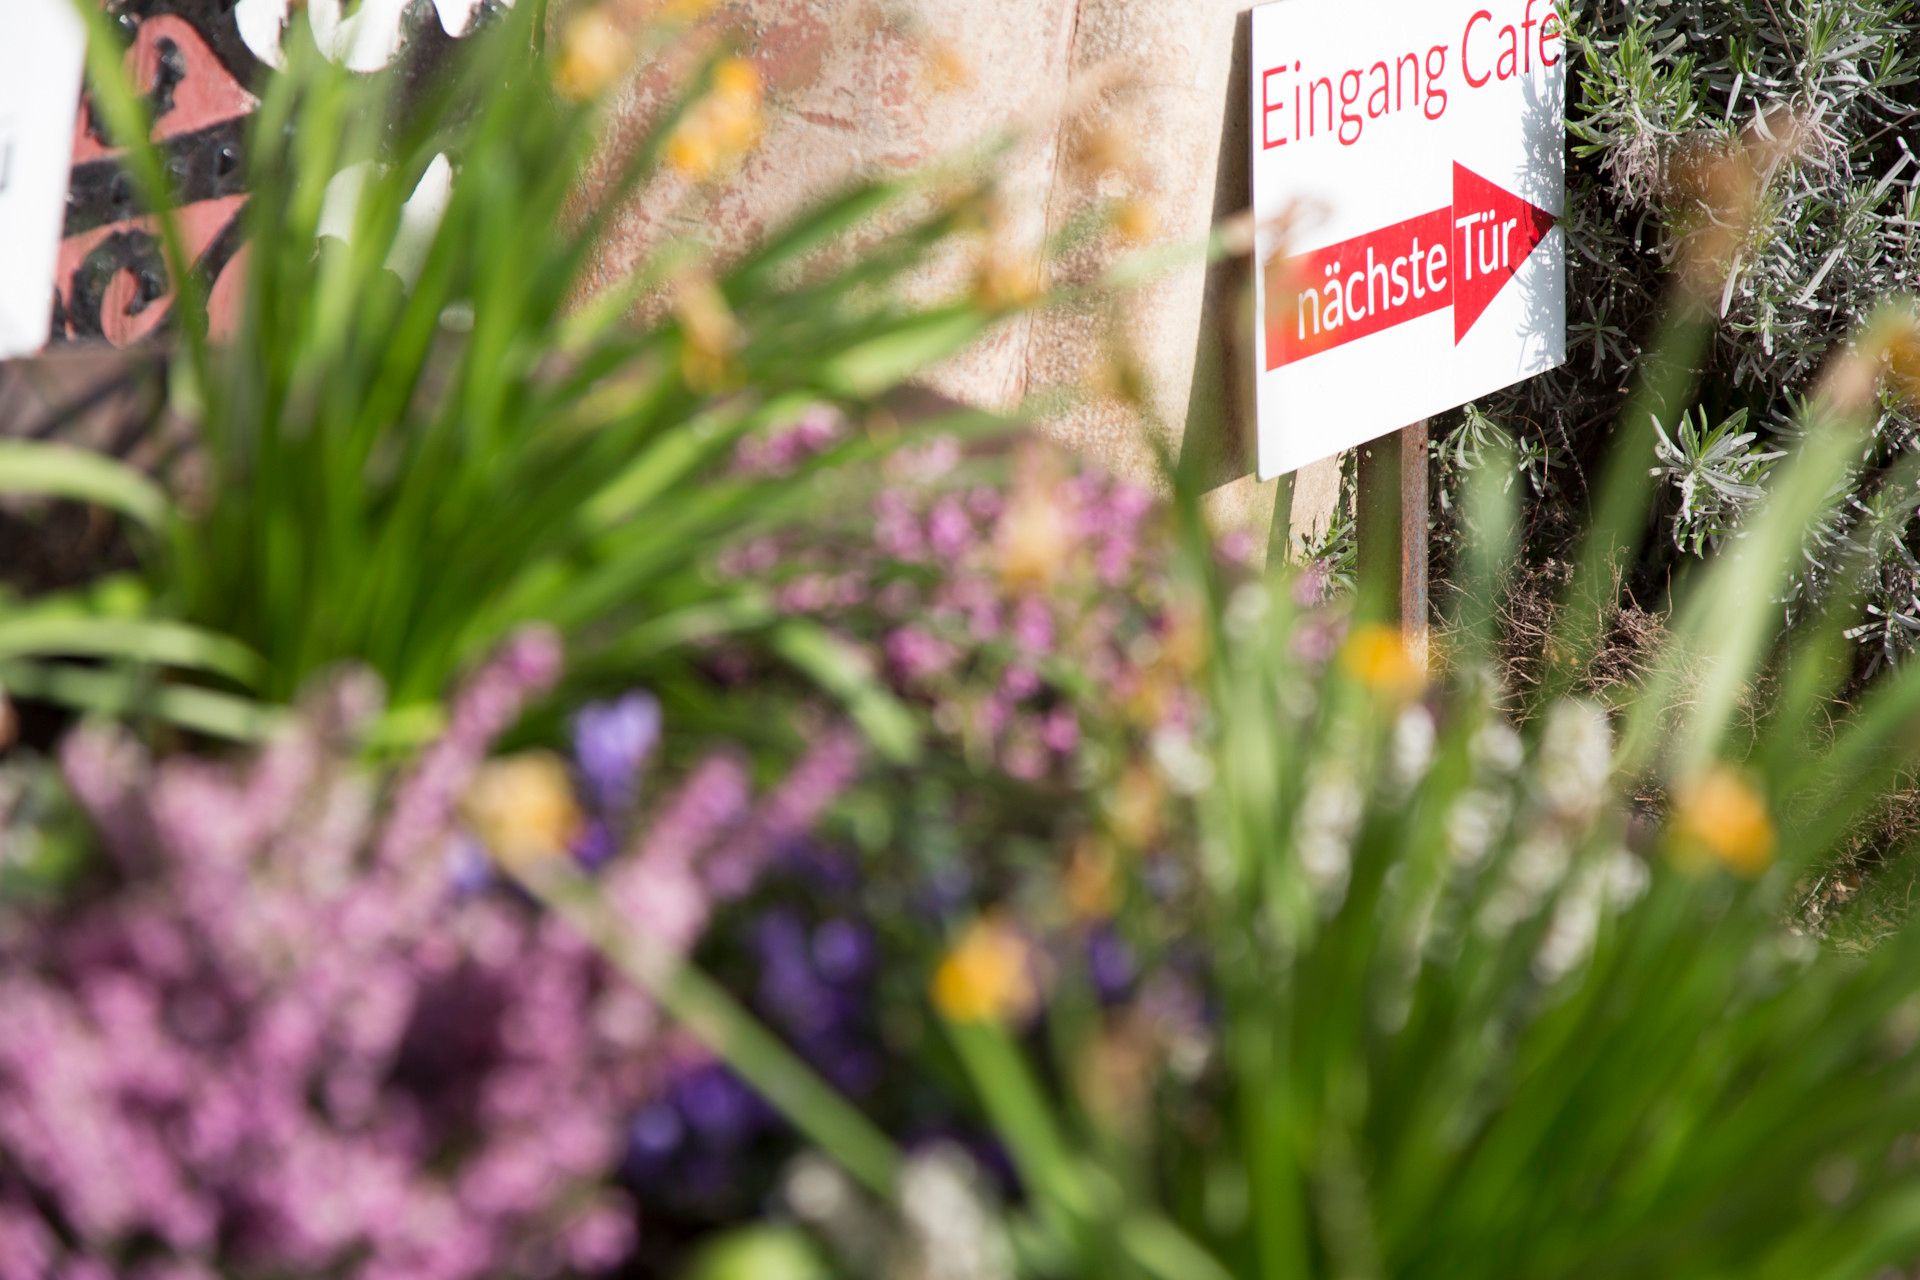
931, 916, 1039, 1025
554, 8, 633, 102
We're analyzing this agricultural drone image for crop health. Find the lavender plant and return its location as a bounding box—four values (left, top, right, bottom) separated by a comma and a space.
1649, 406, 1783, 553
1444, 0, 1920, 659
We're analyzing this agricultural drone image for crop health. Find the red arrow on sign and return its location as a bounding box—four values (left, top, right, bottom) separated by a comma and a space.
1263, 163, 1557, 371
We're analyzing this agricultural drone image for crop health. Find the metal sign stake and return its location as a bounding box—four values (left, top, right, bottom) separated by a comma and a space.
1356, 420, 1430, 663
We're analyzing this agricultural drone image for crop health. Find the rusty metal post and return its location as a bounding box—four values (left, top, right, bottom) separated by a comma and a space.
1356, 421, 1430, 660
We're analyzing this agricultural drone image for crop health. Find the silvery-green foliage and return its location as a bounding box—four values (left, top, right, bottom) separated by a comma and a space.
1649, 407, 1784, 554
1440, 404, 1560, 498
1565, 0, 1920, 389
1835, 482, 1920, 672
1454, 0, 1920, 657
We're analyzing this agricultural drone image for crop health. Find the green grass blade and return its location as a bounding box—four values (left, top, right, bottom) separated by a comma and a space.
0, 442, 171, 532
0, 661, 277, 741
0, 616, 262, 687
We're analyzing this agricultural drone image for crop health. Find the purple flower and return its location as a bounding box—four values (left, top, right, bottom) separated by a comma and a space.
1087, 927, 1138, 1006
1010, 597, 1055, 656
885, 626, 957, 683
706, 731, 862, 901
733, 406, 845, 475
874, 490, 926, 560
811, 919, 874, 984
603, 853, 711, 963
676, 1065, 761, 1146
570, 820, 620, 871
572, 692, 661, 813
778, 574, 837, 613
1002, 737, 1050, 782
918, 862, 974, 920
1042, 708, 1081, 756
57, 725, 153, 862
1001, 665, 1042, 702
1294, 561, 1334, 607
625, 1102, 684, 1172
927, 496, 975, 560
445, 836, 496, 896
14, 660, 694, 1280
1293, 613, 1345, 666
629, 753, 752, 870
754, 911, 843, 1037
379, 626, 564, 865
562, 1197, 637, 1272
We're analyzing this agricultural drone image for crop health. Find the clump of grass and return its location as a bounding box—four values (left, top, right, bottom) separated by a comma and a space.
0, 1, 1022, 738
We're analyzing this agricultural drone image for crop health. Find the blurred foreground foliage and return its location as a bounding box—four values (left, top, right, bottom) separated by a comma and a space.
8, 3, 1920, 1279
0, 0, 1021, 742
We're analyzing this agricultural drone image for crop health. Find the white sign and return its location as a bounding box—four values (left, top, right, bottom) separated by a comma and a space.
1250, 0, 1566, 479
0, 0, 86, 360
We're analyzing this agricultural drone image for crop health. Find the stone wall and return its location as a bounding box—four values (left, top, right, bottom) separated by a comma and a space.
597, 0, 1341, 544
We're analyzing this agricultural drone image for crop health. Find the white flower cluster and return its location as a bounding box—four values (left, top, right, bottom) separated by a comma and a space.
781, 1145, 1015, 1280
1295, 759, 1363, 908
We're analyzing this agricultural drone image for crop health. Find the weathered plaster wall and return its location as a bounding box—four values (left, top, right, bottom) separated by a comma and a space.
596, 0, 1340, 543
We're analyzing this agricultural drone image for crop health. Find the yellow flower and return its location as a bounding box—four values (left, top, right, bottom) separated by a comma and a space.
1159, 598, 1209, 678
1067, 122, 1132, 182
995, 481, 1073, 593
919, 39, 974, 95
1340, 623, 1426, 702
712, 56, 761, 102
1670, 766, 1776, 877
931, 916, 1038, 1025
680, 344, 744, 394
464, 753, 583, 866
1818, 308, 1920, 420
666, 57, 765, 181
657, 0, 717, 21
1122, 669, 1173, 729
554, 8, 633, 102
1889, 332, 1920, 407
1111, 198, 1159, 247
1062, 838, 1118, 921
671, 268, 742, 391
664, 130, 720, 180
972, 246, 1044, 312
1088, 344, 1150, 411
1871, 307, 1920, 411
1108, 762, 1166, 851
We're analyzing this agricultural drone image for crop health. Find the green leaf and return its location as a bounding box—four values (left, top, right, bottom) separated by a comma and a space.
0, 615, 263, 687
0, 661, 278, 741
512, 859, 901, 1199
0, 441, 171, 532
1116, 1217, 1238, 1280
683, 1227, 832, 1280
771, 621, 922, 766
726, 176, 916, 295
815, 307, 990, 398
